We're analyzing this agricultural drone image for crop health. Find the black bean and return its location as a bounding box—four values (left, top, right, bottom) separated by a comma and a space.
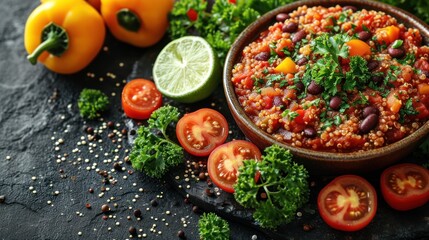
367, 60, 379, 71
362, 106, 379, 118
292, 30, 306, 43
276, 13, 289, 22
107, 121, 115, 129
359, 114, 378, 134
273, 96, 283, 107
304, 128, 317, 138
295, 82, 305, 93
357, 31, 371, 41
307, 81, 323, 95
86, 127, 94, 134
129, 226, 137, 235
113, 162, 122, 171
388, 47, 405, 58
282, 22, 298, 33
343, 6, 357, 12
371, 75, 384, 84
329, 96, 342, 110
296, 57, 308, 66
254, 52, 270, 61
192, 205, 200, 214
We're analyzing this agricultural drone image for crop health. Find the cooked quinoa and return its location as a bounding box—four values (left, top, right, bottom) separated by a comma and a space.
231, 5, 429, 152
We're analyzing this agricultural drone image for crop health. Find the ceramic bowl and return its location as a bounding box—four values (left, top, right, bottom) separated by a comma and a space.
223, 0, 429, 175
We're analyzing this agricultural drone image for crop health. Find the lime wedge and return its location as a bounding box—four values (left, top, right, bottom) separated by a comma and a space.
153, 36, 220, 103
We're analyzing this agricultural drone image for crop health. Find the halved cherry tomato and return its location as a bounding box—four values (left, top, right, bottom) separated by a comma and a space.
318, 175, 377, 232
207, 140, 261, 193
122, 79, 162, 120
176, 108, 228, 157
380, 163, 429, 211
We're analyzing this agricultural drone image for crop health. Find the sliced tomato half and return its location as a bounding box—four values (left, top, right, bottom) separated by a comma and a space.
380, 163, 429, 211
207, 140, 261, 193
317, 175, 377, 232
122, 79, 162, 120
176, 108, 229, 157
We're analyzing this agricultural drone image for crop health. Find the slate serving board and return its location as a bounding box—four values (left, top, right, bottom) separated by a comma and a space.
1, 0, 428, 239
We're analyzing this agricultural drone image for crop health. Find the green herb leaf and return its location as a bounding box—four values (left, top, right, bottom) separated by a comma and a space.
234, 145, 310, 229
78, 89, 109, 120
129, 106, 184, 178
391, 39, 403, 49
399, 99, 419, 123
198, 212, 230, 240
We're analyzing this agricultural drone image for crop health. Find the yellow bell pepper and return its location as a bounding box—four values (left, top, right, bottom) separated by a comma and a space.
275, 57, 298, 74
25, 0, 105, 74
100, 0, 174, 47
41, 0, 101, 11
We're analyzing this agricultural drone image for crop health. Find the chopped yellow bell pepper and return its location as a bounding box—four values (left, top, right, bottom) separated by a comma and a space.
275, 57, 298, 74
100, 0, 174, 47
25, 0, 105, 74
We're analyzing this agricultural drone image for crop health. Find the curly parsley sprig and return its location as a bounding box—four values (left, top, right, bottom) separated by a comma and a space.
129, 106, 184, 178
198, 212, 230, 240
234, 145, 310, 229
78, 88, 109, 120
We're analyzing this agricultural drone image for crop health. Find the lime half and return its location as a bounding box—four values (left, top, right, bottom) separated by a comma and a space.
153, 36, 220, 103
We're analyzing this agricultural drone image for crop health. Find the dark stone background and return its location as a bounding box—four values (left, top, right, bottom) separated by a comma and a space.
0, 1, 428, 240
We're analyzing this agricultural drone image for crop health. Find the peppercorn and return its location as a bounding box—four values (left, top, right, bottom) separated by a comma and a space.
150, 199, 158, 207
107, 121, 115, 129
101, 204, 110, 213
0, 195, 5, 203
85, 203, 92, 209
133, 209, 142, 218
177, 230, 186, 239
128, 226, 137, 235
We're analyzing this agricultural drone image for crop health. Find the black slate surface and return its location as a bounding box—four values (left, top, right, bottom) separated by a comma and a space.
0, 1, 428, 240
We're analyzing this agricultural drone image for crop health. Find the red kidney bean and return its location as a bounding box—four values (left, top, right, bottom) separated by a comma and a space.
367, 60, 379, 71
296, 57, 308, 66
292, 30, 306, 43
371, 75, 384, 84
295, 82, 305, 93
343, 6, 357, 12
357, 31, 371, 41
359, 113, 378, 134
329, 96, 342, 110
307, 81, 323, 95
254, 52, 270, 61
282, 22, 298, 33
421, 70, 429, 78
388, 47, 405, 58
276, 13, 289, 22
304, 127, 317, 138
362, 106, 379, 118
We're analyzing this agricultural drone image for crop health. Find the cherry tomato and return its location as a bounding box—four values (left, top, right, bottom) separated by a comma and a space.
318, 175, 377, 232
121, 79, 163, 120
207, 140, 261, 193
176, 108, 229, 157
380, 163, 429, 211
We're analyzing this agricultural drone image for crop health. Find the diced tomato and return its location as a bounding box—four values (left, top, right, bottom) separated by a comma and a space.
385, 128, 405, 144
262, 95, 273, 109
176, 108, 229, 156
387, 90, 402, 113
380, 163, 429, 211
294, 109, 306, 124
413, 102, 429, 119
186, 8, 198, 21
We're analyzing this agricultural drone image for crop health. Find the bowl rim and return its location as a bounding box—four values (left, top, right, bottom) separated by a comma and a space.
223, 0, 429, 161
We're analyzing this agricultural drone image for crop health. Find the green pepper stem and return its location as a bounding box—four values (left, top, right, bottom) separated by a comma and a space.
117, 9, 141, 32
27, 22, 69, 65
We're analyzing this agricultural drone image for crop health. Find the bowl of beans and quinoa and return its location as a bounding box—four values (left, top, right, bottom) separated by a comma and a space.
223, 0, 429, 174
